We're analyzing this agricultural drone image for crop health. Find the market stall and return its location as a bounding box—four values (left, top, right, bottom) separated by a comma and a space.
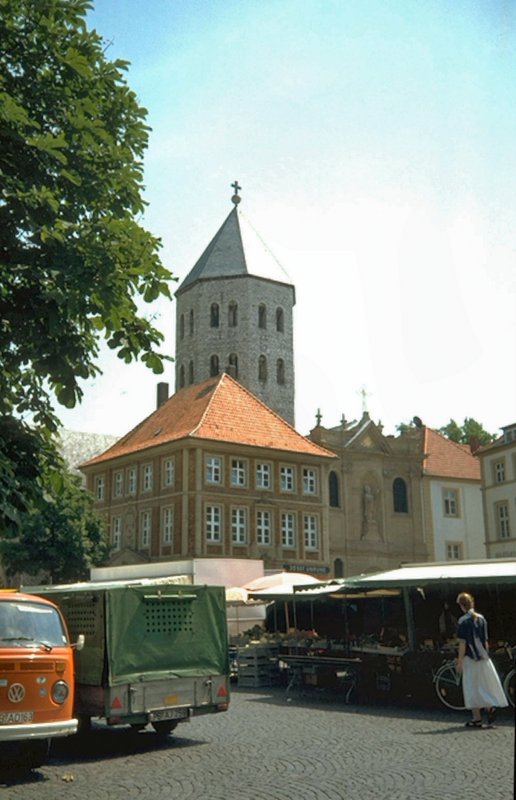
254, 559, 516, 707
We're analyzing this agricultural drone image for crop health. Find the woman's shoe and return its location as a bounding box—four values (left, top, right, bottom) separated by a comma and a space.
465, 719, 483, 728
487, 708, 497, 727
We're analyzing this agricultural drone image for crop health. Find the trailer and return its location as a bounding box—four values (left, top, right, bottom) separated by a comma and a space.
27, 578, 230, 735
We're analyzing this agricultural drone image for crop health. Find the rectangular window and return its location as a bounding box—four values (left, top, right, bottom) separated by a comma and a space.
256, 510, 272, 545
206, 505, 222, 542
443, 489, 458, 517
95, 475, 105, 501
304, 514, 319, 550
127, 466, 137, 496
231, 507, 247, 544
140, 510, 151, 548
281, 512, 296, 548
446, 542, 463, 560
206, 456, 222, 485
231, 459, 247, 487
111, 517, 122, 551
256, 463, 271, 490
142, 464, 153, 492
302, 467, 317, 495
280, 465, 295, 492
163, 458, 175, 488
497, 503, 510, 539
494, 460, 506, 484
113, 471, 123, 498
162, 507, 174, 545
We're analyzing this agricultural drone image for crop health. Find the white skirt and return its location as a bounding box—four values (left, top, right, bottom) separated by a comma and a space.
462, 657, 509, 709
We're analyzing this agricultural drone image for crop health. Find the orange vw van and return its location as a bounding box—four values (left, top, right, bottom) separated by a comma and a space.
0, 591, 83, 770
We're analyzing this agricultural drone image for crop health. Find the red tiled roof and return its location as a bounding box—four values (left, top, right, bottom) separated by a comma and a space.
422, 427, 480, 480
82, 374, 336, 467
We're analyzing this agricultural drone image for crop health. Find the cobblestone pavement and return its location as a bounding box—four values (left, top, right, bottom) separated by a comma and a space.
0, 688, 514, 800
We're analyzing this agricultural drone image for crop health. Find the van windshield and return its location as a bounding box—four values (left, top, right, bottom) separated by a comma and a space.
0, 601, 68, 648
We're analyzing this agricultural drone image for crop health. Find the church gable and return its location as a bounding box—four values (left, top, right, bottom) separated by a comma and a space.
344, 417, 393, 455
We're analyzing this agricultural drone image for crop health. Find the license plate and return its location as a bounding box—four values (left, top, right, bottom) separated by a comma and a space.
149, 708, 188, 722
0, 711, 34, 724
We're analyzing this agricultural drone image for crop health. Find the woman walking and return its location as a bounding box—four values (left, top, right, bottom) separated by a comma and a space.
456, 592, 508, 728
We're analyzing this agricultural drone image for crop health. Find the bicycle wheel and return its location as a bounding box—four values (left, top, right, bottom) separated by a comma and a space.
434, 663, 465, 710
503, 669, 515, 708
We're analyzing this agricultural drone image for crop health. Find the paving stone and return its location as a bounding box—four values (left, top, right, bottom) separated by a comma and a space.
0, 687, 513, 800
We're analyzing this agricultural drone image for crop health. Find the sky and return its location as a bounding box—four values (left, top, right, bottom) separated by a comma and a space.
56, 0, 516, 439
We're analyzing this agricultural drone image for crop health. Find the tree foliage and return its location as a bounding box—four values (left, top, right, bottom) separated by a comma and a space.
438, 418, 496, 447
0, 0, 173, 530
396, 417, 496, 448
0, 467, 110, 583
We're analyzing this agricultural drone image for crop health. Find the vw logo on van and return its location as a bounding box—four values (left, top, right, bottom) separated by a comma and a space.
8, 683, 25, 703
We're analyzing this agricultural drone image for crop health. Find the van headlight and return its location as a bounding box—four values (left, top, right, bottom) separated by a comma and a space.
51, 680, 69, 704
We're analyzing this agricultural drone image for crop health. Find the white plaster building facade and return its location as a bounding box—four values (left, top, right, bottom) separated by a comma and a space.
420, 426, 485, 561
478, 422, 516, 559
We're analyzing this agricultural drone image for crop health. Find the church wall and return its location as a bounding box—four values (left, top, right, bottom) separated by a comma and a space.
312, 422, 428, 576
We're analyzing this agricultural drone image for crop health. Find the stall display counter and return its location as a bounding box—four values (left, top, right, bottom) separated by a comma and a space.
280, 653, 362, 702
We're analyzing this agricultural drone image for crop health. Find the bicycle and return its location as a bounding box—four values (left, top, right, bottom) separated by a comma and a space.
433, 659, 465, 710
433, 647, 516, 711
502, 646, 515, 708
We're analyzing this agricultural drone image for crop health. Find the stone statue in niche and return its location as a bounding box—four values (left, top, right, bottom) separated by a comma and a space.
361, 483, 381, 540
363, 484, 376, 522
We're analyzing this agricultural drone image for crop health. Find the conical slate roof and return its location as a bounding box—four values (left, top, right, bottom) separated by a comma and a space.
176, 206, 293, 295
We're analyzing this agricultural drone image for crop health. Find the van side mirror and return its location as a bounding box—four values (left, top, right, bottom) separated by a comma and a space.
74, 634, 85, 651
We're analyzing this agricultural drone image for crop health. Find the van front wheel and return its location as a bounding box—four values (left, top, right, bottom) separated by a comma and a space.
21, 739, 50, 770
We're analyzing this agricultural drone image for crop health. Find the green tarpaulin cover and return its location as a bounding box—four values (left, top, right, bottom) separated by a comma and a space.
32, 582, 229, 686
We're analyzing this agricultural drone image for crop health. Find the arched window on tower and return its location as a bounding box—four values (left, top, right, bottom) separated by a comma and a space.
393, 477, 408, 513
276, 358, 285, 385
329, 471, 340, 507
210, 354, 219, 377
276, 307, 284, 332
188, 361, 194, 385
189, 309, 194, 334
258, 355, 267, 382
179, 314, 185, 340
228, 301, 238, 327
258, 304, 267, 329
179, 364, 185, 389
210, 303, 219, 328
228, 353, 238, 378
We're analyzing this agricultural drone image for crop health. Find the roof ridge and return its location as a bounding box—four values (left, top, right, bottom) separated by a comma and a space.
426, 426, 477, 458
239, 209, 292, 283
190, 373, 226, 436
175, 207, 236, 296
197, 372, 336, 458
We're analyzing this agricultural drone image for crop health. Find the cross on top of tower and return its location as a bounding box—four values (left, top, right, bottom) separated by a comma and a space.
231, 180, 242, 205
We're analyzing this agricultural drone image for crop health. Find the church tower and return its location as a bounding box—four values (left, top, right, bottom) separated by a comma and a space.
175, 184, 296, 424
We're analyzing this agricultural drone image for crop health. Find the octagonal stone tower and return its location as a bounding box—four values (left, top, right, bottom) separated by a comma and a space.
175, 189, 296, 425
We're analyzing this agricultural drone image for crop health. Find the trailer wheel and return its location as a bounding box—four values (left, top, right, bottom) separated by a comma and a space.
152, 720, 178, 737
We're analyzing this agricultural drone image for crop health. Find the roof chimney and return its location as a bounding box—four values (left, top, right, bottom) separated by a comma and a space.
156, 382, 169, 408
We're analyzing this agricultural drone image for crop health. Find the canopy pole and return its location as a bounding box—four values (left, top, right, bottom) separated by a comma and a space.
402, 588, 417, 650
284, 601, 290, 633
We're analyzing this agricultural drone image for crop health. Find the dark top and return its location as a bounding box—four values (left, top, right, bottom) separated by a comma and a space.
457, 611, 489, 661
